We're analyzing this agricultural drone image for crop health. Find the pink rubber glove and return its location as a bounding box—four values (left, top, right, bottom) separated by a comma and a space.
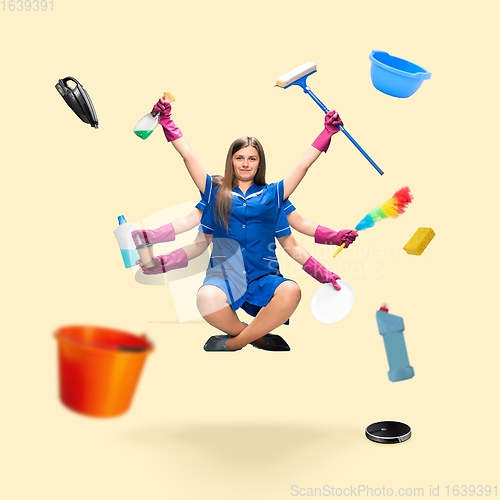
312, 110, 343, 153
314, 226, 358, 248
137, 248, 188, 275
131, 223, 175, 246
151, 98, 183, 142
302, 256, 341, 291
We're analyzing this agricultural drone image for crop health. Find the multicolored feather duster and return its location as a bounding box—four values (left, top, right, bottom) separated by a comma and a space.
333, 187, 413, 257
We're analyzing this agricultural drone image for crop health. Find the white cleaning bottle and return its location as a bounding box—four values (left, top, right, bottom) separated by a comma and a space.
114, 215, 140, 268
133, 92, 175, 140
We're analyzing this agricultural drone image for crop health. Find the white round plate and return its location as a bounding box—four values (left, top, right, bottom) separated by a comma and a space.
310, 280, 355, 324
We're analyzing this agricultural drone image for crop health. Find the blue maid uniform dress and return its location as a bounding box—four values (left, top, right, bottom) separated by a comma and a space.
197, 174, 297, 319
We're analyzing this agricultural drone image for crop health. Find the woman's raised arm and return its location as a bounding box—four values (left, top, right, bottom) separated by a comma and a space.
283, 110, 343, 200
171, 138, 207, 194
153, 98, 208, 194
283, 146, 321, 200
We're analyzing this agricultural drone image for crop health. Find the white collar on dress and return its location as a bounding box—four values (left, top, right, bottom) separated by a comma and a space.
231, 190, 264, 201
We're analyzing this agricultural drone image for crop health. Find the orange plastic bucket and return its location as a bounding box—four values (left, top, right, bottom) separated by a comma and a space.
54, 325, 154, 417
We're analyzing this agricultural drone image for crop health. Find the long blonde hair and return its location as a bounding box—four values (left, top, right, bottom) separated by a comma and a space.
215, 137, 267, 231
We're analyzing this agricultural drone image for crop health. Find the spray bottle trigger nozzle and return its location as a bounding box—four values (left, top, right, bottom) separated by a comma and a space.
162, 92, 175, 103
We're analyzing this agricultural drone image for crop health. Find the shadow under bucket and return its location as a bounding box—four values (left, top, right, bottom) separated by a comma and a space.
54, 325, 154, 418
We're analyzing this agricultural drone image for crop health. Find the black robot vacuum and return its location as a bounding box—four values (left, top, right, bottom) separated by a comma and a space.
365, 421, 411, 444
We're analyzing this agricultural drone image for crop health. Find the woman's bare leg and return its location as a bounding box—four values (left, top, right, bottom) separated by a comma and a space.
196, 285, 245, 336
197, 285, 278, 348
225, 281, 301, 351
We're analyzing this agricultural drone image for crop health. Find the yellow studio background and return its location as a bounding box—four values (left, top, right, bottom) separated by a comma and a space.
1, 1, 499, 499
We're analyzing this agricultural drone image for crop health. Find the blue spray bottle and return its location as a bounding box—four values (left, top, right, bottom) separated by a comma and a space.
376, 303, 414, 382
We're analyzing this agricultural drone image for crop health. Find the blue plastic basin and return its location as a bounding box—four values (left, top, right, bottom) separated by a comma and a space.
369, 50, 431, 98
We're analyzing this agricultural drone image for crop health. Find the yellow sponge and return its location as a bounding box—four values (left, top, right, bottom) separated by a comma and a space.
404, 227, 435, 255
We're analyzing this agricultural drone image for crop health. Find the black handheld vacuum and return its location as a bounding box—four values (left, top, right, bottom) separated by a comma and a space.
55, 77, 98, 128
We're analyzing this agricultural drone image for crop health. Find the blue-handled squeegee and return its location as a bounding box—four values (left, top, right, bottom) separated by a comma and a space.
276, 61, 384, 176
